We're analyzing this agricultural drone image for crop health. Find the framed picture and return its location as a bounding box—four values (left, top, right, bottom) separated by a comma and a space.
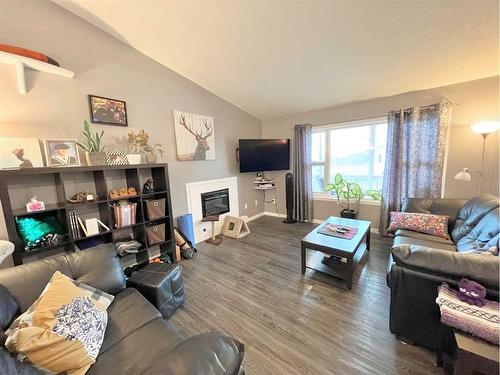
0, 137, 44, 169
43, 139, 81, 167
88, 94, 128, 126
106, 150, 129, 165
173, 111, 215, 161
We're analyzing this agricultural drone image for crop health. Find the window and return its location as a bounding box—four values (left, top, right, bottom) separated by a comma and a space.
311, 118, 388, 202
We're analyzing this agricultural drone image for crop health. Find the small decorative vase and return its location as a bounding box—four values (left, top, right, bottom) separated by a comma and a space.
85, 151, 106, 166
126, 153, 141, 165
145, 152, 157, 164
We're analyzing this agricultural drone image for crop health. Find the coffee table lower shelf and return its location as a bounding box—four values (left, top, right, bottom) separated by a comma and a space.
303, 243, 367, 290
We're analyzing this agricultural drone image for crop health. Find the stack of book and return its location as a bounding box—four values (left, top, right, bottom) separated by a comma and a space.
68, 210, 83, 239
67, 210, 110, 239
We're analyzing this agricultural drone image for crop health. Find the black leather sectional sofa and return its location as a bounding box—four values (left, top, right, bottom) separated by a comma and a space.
387, 195, 499, 353
0, 244, 245, 374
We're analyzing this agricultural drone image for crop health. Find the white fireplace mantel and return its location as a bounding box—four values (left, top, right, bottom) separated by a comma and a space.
185, 177, 239, 244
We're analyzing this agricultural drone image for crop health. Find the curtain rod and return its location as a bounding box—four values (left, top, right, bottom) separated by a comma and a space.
310, 98, 459, 128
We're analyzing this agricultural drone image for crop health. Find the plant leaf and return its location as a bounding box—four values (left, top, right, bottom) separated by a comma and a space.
334, 173, 343, 185
325, 183, 335, 192
366, 190, 383, 201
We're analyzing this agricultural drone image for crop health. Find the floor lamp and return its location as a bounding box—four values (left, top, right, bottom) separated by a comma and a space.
454, 121, 500, 193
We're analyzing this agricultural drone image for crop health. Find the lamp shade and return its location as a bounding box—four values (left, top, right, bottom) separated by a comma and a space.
454, 168, 471, 182
471, 121, 500, 135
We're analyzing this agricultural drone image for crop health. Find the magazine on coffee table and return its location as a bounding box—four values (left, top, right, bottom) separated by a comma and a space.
317, 223, 358, 239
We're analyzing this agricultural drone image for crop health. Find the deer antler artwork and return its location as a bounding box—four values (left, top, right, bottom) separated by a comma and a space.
176, 113, 214, 161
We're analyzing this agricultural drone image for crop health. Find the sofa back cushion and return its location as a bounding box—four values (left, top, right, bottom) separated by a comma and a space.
0, 243, 125, 312
456, 207, 500, 252
65, 244, 126, 295
0, 256, 72, 312
451, 195, 499, 243
402, 198, 466, 232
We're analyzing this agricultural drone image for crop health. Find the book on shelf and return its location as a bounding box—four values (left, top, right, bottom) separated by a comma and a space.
67, 210, 82, 239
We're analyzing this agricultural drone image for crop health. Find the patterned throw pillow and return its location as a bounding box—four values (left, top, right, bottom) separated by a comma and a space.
5, 271, 113, 375
387, 211, 450, 239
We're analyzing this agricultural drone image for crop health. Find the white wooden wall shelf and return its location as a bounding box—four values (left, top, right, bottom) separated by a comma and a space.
0, 50, 75, 95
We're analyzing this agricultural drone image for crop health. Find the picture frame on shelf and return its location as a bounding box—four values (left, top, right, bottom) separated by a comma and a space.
88, 94, 128, 126
106, 150, 129, 165
43, 139, 81, 167
0, 137, 44, 169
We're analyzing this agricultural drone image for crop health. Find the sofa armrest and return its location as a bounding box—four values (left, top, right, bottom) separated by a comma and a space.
391, 244, 499, 289
142, 332, 244, 375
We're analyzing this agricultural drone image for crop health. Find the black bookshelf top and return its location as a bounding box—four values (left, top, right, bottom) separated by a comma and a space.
0, 163, 168, 176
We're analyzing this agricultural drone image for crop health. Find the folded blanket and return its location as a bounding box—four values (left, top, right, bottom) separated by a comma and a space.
436, 283, 500, 344
115, 240, 142, 256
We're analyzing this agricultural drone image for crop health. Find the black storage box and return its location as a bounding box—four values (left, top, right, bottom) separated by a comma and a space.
127, 262, 184, 319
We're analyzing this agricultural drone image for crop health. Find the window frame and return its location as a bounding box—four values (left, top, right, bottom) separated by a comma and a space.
311, 116, 387, 206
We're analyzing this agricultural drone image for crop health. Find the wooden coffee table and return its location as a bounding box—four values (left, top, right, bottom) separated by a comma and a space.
301, 216, 371, 290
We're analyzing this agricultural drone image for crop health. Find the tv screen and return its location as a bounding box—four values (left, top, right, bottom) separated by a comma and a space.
239, 139, 290, 173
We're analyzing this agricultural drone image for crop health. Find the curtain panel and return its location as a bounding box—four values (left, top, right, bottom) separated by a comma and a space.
379, 102, 452, 234
293, 124, 313, 222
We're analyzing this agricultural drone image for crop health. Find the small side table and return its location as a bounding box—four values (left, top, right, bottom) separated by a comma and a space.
453, 331, 499, 375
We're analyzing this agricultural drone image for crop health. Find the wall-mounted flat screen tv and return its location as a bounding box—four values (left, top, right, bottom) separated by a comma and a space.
239, 139, 290, 173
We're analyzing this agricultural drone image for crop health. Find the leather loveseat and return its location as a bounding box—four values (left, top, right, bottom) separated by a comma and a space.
387, 195, 499, 353
0, 244, 245, 374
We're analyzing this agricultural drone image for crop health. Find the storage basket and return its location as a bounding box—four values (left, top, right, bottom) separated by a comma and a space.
145, 198, 166, 220
112, 202, 137, 228
146, 223, 166, 246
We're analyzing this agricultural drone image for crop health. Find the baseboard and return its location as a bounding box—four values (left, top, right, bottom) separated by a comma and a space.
249, 212, 380, 234
263, 211, 286, 218
246, 211, 266, 222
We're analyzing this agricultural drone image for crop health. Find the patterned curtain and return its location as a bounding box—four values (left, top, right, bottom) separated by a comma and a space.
293, 124, 313, 222
379, 102, 452, 234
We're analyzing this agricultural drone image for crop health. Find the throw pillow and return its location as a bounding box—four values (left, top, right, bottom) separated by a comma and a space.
387, 211, 450, 239
5, 271, 113, 375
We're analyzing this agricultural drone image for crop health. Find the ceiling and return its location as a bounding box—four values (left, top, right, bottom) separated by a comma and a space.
54, 0, 499, 120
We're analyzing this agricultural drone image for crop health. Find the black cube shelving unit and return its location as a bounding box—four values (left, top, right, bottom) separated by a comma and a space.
0, 163, 175, 267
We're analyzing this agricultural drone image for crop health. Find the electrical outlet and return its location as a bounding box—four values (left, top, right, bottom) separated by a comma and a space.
254, 200, 258, 206
244, 203, 248, 209
271, 198, 276, 204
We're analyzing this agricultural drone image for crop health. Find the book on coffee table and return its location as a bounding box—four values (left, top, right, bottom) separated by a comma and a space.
317, 223, 358, 239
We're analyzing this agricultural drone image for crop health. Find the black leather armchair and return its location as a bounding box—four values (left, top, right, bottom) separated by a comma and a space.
0, 244, 245, 375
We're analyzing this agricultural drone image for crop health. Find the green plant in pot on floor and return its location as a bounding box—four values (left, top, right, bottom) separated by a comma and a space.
325, 173, 382, 219
76, 120, 106, 166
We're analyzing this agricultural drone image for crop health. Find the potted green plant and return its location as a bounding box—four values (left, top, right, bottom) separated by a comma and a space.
127, 129, 149, 164
325, 173, 382, 219
76, 120, 106, 166
143, 143, 164, 164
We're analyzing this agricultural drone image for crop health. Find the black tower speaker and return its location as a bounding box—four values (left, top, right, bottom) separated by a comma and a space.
283, 172, 297, 224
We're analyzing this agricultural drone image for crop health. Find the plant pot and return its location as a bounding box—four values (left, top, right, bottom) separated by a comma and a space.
126, 153, 141, 165
145, 152, 157, 164
85, 151, 106, 166
340, 209, 358, 219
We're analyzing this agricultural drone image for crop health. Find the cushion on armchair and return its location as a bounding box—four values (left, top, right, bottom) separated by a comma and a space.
387, 211, 450, 239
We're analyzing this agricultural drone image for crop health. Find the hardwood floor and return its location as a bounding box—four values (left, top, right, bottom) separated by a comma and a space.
169, 216, 444, 375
